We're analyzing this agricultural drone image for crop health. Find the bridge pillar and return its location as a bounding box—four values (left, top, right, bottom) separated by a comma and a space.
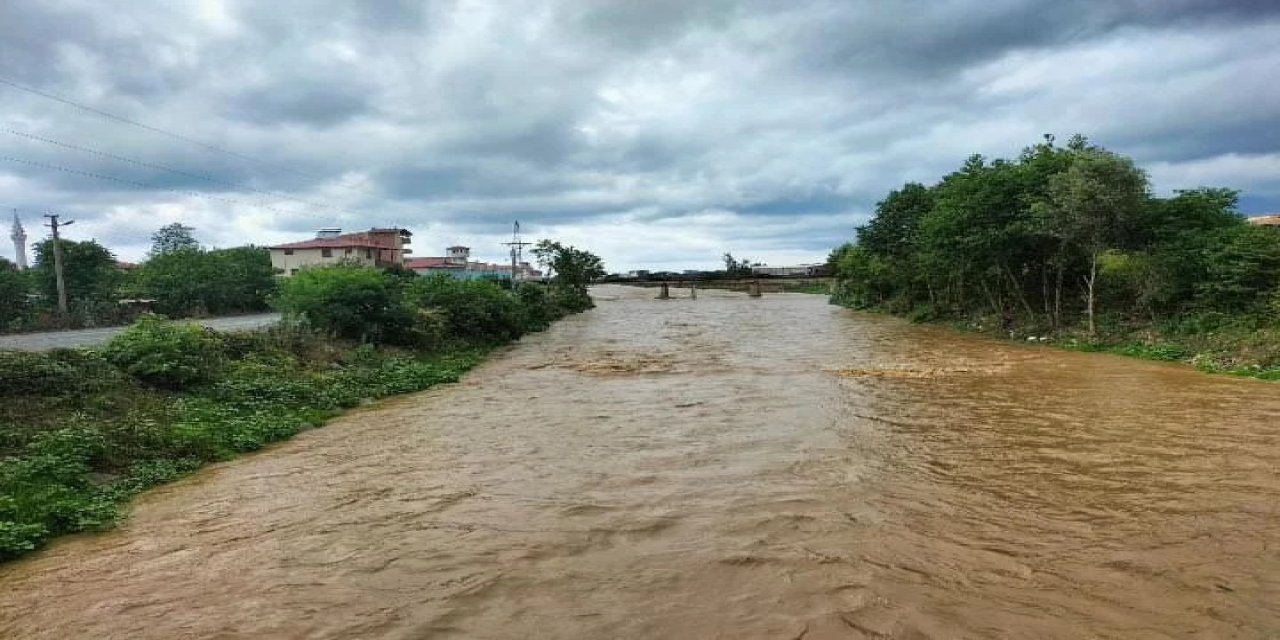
748, 280, 762, 297
657, 282, 671, 299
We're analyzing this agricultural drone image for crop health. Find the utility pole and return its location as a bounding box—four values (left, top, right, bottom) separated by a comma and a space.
502, 220, 531, 285
44, 213, 74, 319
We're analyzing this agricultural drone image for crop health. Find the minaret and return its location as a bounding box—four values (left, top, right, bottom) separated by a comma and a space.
10, 210, 27, 269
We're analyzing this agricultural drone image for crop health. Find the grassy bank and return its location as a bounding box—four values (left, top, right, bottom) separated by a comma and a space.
1052, 322, 1280, 381
0, 264, 601, 561
888, 308, 1280, 381
0, 324, 498, 561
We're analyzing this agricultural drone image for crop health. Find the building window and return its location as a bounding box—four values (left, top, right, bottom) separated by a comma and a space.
290, 269, 298, 275
321, 248, 333, 258
345, 248, 352, 255
283, 249, 294, 255
365, 249, 372, 259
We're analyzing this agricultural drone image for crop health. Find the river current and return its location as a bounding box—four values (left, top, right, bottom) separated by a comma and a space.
1, 284, 1277, 638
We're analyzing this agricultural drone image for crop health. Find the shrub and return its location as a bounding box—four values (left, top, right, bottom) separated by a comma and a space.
276, 266, 427, 346
405, 275, 527, 344
0, 349, 123, 397
0, 351, 85, 396
104, 316, 226, 389
0, 428, 116, 559
516, 282, 558, 331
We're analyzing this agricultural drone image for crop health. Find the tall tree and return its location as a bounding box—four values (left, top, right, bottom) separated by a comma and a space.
31, 238, 120, 308
532, 240, 605, 311
1040, 150, 1148, 335
134, 246, 275, 317
0, 257, 32, 327
149, 223, 198, 256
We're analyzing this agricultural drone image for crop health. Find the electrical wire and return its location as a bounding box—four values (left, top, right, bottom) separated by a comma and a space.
3, 127, 361, 218
0, 75, 338, 184
0, 154, 329, 220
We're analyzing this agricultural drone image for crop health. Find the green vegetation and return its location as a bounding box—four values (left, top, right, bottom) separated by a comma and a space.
532, 239, 606, 313
131, 246, 276, 318
0, 255, 603, 561
4, 223, 276, 332
30, 237, 127, 327
830, 134, 1280, 378
0, 258, 33, 327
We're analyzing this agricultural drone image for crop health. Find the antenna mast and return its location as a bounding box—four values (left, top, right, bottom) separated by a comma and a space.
502, 220, 532, 284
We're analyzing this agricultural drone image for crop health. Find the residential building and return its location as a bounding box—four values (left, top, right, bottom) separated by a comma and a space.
269, 228, 412, 276
405, 245, 542, 281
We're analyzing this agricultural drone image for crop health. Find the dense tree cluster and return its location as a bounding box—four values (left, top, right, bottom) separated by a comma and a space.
831, 135, 1280, 337
132, 246, 276, 317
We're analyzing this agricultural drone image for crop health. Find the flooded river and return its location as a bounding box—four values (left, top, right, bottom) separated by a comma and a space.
1, 285, 1278, 639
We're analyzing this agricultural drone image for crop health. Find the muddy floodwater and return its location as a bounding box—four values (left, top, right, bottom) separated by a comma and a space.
2, 285, 1278, 639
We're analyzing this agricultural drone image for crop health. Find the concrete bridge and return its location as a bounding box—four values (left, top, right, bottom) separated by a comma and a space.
618, 277, 831, 297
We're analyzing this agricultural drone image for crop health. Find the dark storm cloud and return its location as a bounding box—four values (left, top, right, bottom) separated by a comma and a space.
1, 0, 1279, 271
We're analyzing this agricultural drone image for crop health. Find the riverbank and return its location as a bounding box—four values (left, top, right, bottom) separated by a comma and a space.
832, 299, 1280, 381
0, 279, 599, 562
1054, 323, 1280, 381
0, 324, 498, 561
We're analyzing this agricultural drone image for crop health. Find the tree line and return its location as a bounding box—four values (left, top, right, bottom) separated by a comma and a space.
1, 223, 606, 333
831, 135, 1280, 344
0, 223, 274, 331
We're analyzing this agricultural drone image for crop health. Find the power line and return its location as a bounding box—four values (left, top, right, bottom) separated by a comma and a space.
2, 126, 361, 217
0, 74, 334, 185
0, 154, 334, 221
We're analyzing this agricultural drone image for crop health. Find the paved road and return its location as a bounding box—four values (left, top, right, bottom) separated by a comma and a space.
0, 313, 281, 351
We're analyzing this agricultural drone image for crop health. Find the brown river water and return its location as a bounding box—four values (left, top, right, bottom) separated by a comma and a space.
1, 284, 1278, 639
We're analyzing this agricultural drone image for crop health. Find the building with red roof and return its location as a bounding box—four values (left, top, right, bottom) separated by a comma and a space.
406, 245, 543, 281
269, 228, 411, 276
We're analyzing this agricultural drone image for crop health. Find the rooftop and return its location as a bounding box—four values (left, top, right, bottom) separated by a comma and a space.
269, 237, 385, 250
405, 257, 464, 269
1247, 214, 1280, 227
269, 228, 410, 251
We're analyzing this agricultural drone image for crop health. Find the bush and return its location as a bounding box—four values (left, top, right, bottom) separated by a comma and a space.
276, 266, 428, 346
516, 282, 559, 331
405, 275, 527, 344
0, 351, 86, 396
104, 316, 226, 389
0, 428, 116, 560
0, 349, 123, 397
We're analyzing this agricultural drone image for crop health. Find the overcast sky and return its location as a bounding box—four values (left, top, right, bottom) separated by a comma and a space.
2, 0, 1278, 272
